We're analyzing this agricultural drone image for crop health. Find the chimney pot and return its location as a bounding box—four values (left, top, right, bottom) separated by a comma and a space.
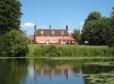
49, 25, 51, 29
66, 25, 68, 31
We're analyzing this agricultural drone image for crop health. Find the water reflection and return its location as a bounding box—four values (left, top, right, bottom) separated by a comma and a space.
0, 58, 114, 84
23, 59, 85, 84
34, 64, 73, 80
0, 59, 28, 84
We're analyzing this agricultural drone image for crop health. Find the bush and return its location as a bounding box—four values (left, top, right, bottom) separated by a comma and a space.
33, 45, 61, 57
32, 45, 112, 57
0, 29, 29, 57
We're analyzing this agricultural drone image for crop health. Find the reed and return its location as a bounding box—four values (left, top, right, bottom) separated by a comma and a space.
28, 44, 113, 57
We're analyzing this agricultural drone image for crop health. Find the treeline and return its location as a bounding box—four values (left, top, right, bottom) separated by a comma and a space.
73, 8, 114, 47
0, 0, 28, 57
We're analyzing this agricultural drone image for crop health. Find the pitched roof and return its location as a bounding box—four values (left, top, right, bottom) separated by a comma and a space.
35, 29, 69, 36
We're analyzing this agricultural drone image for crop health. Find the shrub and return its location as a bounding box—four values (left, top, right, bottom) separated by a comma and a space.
32, 45, 112, 57
0, 29, 29, 57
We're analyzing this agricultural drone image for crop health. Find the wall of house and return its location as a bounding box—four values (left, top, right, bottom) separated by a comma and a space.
35, 36, 75, 44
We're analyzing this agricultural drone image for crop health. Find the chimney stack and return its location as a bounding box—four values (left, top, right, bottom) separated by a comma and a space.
49, 25, 51, 29
66, 25, 68, 31
34, 24, 36, 31
34, 24, 36, 42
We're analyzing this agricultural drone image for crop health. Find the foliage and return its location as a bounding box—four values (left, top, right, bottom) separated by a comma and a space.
0, 0, 22, 35
109, 8, 114, 47
33, 45, 60, 57
81, 11, 101, 44
85, 72, 114, 84
72, 29, 81, 42
0, 29, 29, 57
0, 0, 29, 57
84, 11, 101, 23
81, 17, 111, 45
81, 9, 114, 46
46, 45, 60, 57
28, 44, 112, 57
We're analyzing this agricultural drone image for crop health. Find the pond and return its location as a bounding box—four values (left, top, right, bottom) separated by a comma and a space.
0, 58, 114, 84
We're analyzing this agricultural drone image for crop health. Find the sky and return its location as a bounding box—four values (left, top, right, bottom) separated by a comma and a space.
20, 0, 114, 35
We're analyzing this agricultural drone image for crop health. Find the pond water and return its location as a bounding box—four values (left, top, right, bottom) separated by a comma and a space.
0, 58, 114, 84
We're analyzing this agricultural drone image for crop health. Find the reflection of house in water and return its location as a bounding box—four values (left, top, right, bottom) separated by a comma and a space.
34, 64, 73, 80
63, 64, 72, 80
34, 65, 42, 80
43, 66, 52, 80
55, 65, 62, 75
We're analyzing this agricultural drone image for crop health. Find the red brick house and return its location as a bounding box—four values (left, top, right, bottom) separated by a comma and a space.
34, 26, 75, 44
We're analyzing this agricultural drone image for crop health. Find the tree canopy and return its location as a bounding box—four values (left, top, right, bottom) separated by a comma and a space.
0, 29, 29, 57
0, 0, 28, 57
81, 9, 114, 46
0, 0, 22, 34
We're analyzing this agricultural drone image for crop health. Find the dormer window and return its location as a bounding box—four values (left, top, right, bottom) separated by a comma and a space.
61, 31, 64, 35
52, 31, 54, 34
41, 31, 44, 35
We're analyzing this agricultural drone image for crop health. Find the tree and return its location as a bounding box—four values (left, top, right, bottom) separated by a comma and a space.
0, 29, 29, 57
81, 11, 101, 44
81, 11, 110, 45
0, 0, 29, 57
0, 0, 22, 34
109, 7, 114, 47
72, 29, 81, 42
84, 11, 101, 24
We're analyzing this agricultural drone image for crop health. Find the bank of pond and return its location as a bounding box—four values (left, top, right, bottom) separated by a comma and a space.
28, 44, 113, 57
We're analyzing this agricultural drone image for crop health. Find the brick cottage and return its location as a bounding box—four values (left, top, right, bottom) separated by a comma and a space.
34, 25, 75, 44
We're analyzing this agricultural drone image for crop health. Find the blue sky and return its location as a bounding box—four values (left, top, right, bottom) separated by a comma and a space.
20, 0, 114, 35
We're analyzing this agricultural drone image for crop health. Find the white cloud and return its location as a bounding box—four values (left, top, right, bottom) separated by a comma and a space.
22, 22, 35, 28
80, 22, 84, 26
79, 21, 85, 30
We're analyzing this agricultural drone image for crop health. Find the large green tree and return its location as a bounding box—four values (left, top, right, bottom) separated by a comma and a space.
0, 0, 29, 57
108, 7, 114, 47
84, 11, 101, 24
0, 29, 29, 57
81, 11, 101, 44
81, 11, 111, 45
0, 0, 22, 34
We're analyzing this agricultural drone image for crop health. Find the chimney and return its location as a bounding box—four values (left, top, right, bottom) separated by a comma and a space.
34, 24, 36, 42
66, 25, 68, 31
49, 25, 51, 29
34, 24, 36, 31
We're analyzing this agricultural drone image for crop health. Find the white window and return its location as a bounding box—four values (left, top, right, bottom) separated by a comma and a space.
52, 31, 54, 34
61, 31, 64, 35
41, 31, 44, 35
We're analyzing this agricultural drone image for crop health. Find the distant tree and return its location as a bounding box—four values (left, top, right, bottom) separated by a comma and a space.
72, 29, 81, 42
0, 0, 22, 34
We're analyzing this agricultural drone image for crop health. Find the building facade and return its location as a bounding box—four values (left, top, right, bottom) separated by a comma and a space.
34, 26, 75, 44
